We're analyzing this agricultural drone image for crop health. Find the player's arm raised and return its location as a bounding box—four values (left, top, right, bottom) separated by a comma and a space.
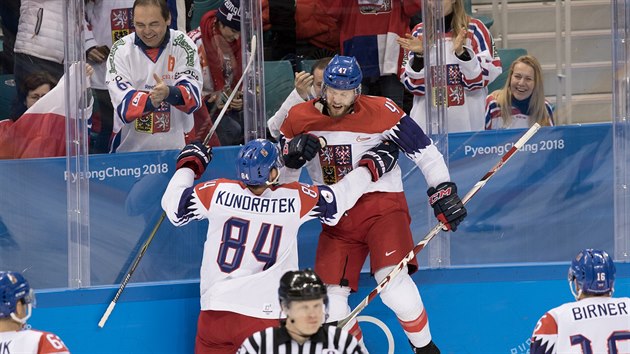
384, 113, 467, 231
161, 142, 213, 226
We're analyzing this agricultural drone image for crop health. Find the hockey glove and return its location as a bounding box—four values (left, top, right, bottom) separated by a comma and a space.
358, 141, 399, 182
176, 141, 212, 180
282, 133, 322, 169
427, 182, 467, 231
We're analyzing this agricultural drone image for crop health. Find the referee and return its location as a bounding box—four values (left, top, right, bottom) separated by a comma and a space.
238, 269, 365, 353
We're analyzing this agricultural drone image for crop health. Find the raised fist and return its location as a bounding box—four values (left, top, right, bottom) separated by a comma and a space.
176, 142, 212, 179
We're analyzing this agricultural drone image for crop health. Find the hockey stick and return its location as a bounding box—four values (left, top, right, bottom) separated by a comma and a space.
337, 123, 542, 329
98, 212, 165, 328
98, 36, 258, 328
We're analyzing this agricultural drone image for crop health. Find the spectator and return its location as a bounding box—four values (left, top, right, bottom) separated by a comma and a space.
0, 271, 70, 353
187, 0, 242, 146
12, 0, 65, 118
278, 55, 466, 353
0, 70, 58, 157
324, 0, 420, 108
0, 64, 93, 159
161, 138, 399, 353
530, 249, 630, 354
485, 55, 553, 129
267, 57, 331, 140
18, 71, 58, 118
84, 0, 135, 153
238, 269, 364, 353
106, 0, 202, 152
398, 0, 501, 133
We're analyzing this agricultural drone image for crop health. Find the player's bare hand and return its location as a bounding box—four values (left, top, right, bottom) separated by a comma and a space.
294, 71, 314, 100
453, 26, 468, 57
150, 73, 169, 107
397, 33, 423, 55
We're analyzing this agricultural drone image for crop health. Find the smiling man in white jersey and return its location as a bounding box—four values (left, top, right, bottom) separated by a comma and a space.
531, 249, 630, 354
161, 138, 399, 353
106, 0, 202, 152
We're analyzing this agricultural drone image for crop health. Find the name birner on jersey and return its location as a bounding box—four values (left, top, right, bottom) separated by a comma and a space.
215, 191, 296, 214
572, 300, 628, 320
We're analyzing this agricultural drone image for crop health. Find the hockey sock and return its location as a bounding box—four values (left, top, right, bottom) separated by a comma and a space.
374, 266, 432, 347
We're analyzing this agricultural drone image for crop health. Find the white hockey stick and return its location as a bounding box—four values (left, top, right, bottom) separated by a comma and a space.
203, 35, 257, 146
98, 36, 258, 329
337, 123, 542, 329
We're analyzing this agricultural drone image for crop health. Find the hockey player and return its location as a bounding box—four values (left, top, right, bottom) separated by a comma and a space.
106, 0, 202, 152
238, 269, 363, 353
0, 271, 70, 354
278, 55, 467, 354
530, 249, 630, 354
161, 138, 399, 354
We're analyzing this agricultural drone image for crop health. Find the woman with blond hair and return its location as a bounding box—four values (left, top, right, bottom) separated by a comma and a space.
485, 55, 554, 129
398, 0, 502, 133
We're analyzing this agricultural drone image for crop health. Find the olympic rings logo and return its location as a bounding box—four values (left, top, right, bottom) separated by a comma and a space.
357, 315, 395, 354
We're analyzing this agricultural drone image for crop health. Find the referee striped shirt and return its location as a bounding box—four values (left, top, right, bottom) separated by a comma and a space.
238, 324, 364, 354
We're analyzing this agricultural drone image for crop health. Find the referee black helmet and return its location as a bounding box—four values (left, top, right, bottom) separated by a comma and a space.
278, 269, 328, 306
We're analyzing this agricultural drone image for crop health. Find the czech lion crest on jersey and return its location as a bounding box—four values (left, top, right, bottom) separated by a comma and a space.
136, 102, 171, 134
431, 64, 465, 107
319, 144, 353, 185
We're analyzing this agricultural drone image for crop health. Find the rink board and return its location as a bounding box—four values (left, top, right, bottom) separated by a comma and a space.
30, 264, 630, 354
0, 123, 624, 352
0, 124, 615, 288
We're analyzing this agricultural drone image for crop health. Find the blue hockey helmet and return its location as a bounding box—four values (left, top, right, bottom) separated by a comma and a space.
0, 271, 34, 323
322, 55, 362, 99
278, 269, 328, 306
236, 139, 282, 186
568, 249, 616, 299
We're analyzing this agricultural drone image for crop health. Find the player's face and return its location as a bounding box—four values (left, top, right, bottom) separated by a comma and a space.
510, 62, 535, 101
325, 87, 356, 118
219, 23, 240, 43
133, 4, 171, 48
25, 83, 52, 109
286, 299, 325, 336
313, 68, 324, 97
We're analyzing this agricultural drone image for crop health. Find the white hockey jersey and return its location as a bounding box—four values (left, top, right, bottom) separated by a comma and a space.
84, 0, 135, 90
530, 296, 630, 354
106, 29, 202, 152
401, 18, 501, 133
0, 329, 70, 354
162, 167, 373, 319
279, 95, 450, 189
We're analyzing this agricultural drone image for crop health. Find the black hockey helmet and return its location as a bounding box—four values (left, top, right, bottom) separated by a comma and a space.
278, 269, 328, 305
